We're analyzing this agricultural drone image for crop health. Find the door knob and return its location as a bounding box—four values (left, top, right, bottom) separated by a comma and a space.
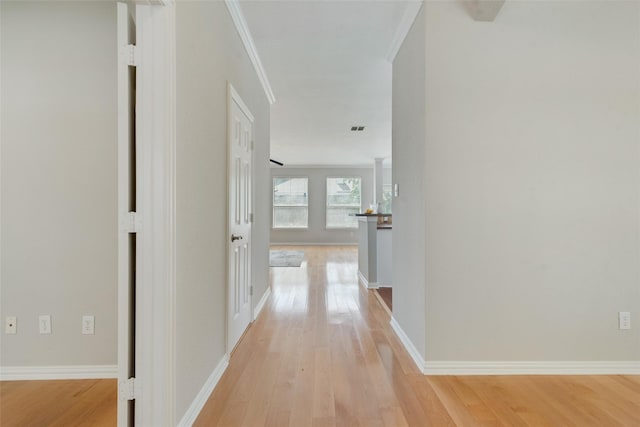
231, 234, 244, 242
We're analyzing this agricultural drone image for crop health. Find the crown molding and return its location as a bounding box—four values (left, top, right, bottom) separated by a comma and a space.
386, 1, 423, 63
225, 0, 276, 105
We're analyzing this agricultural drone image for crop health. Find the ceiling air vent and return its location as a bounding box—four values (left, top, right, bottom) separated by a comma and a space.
351, 126, 365, 132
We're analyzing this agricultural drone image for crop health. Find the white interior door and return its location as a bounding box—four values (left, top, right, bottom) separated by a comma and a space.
117, 3, 136, 426
228, 84, 254, 353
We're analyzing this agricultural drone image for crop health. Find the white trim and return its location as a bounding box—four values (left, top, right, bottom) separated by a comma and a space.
136, 0, 175, 5
271, 228, 311, 231
423, 361, 640, 376
390, 317, 427, 374
386, 1, 423, 63
387, 318, 640, 376
116, 4, 133, 427
0, 365, 118, 381
224, 0, 275, 104
228, 84, 255, 123
270, 242, 358, 246
325, 227, 359, 231
177, 355, 229, 427
358, 271, 379, 290
253, 287, 272, 321
271, 164, 374, 169
134, 4, 177, 426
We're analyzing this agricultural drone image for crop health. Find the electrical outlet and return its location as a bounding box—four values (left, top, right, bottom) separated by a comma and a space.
5, 316, 17, 334
82, 315, 95, 335
619, 312, 631, 330
39, 315, 51, 334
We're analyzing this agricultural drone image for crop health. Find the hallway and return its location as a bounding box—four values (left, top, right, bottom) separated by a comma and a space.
193, 246, 640, 427
195, 245, 442, 426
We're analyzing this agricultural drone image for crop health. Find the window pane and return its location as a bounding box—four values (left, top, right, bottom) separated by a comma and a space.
381, 184, 392, 214
273, 206, 308, 228
327, 207, 359, 228
273, 177, 308, 228
326, 177, 361, 228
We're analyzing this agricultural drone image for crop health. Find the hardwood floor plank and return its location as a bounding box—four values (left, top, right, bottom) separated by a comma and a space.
288, 344, 316, 427
464, 378, 531, 427
0, 379, 116, 427
312, 416, 337, 427
312, 346, 335, 418
409, 377, 457, 426
379, 406, 409, 427
240, 352, 282, 427
264, 410, 291, 427
429, 376, 483, 427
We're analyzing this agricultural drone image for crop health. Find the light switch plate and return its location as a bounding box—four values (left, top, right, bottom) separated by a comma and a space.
393, 183, 399, 197
82, 315, 95, 335
39, 315, 51, 334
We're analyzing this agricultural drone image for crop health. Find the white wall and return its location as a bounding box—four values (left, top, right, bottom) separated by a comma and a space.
400, 0, 640, 362
175, 1, 270, 421
391, 4, 427, 360
270, 166, 373, 245
1, 1, 117, 367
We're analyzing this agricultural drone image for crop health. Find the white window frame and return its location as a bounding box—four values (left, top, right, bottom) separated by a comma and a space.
325, 176, 362, 230
272, 176, 309, 229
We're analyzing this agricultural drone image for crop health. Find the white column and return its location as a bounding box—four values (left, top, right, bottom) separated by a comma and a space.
373, 157, 384, 209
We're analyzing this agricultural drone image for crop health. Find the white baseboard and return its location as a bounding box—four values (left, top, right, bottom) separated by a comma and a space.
387, 319, 640, 376
177, 355, 229, 427
358, 271, 379, 290
254, 287, 271, 320
423, 361, 640, 375
389, 317, 427, 374
0, 365, 118, 381
270, 242, 358, 246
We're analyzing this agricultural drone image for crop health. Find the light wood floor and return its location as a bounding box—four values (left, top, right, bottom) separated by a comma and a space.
0, 379, 116, 426
1, 246, 638, 426
195, 245, 640, 427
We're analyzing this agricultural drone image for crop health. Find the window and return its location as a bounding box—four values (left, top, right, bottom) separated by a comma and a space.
326, 177, 361, 228
273, 177, 308, 228
380, 183, 393, 214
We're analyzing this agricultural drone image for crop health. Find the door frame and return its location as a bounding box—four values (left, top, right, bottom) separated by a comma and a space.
117, 1, 176, 426
226, 83, 255, 355
116, 3, 135, 426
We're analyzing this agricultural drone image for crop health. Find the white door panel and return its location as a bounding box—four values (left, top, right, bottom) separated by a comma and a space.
228, 85, 254, 352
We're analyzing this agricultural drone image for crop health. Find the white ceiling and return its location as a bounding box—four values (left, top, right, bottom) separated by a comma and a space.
240, 1, 412, 166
